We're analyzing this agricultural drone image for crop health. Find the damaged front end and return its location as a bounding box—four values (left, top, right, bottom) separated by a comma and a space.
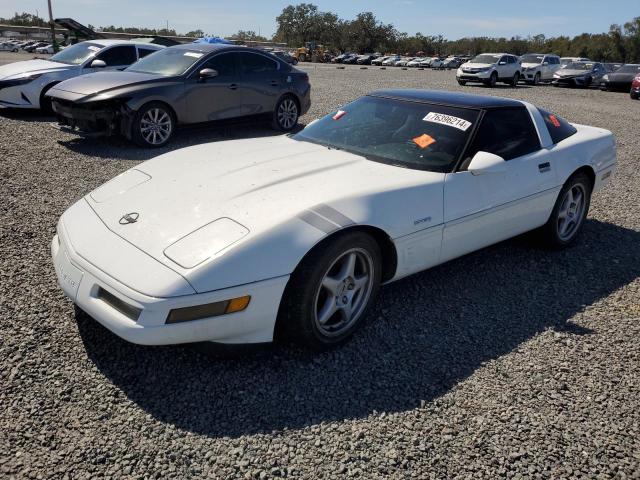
52, 98, 134, 138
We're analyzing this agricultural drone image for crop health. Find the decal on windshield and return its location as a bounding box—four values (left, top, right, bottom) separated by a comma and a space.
413, 133, 436, 149
332, 110, 347, 120
184, 52, 204, 58
423, 112, 472, 131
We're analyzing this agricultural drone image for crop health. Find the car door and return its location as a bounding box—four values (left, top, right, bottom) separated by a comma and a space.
546, 56, 561, 79
441, 106, 555, 262
496, 55, 510, 79
236, 51, 283, 117
92, 45, 138, 71
183, 51, 242, 123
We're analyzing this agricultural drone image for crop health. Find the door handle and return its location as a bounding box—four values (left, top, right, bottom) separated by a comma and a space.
228, 84, 238, 90
538, 162, 551, 173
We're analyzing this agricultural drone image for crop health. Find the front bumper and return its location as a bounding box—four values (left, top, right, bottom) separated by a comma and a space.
552, 76, 588, 87
51, 98, 130, 136
52, 217, 289, 346
0, 82, 37, 109
457, 69, 492, 81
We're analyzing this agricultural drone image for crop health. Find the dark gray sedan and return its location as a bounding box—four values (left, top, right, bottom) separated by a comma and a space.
46, 44, 311, 147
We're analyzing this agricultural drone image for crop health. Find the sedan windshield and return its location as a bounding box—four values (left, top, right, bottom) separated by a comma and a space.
471, 54, 500, 64
564, 62, 593, 70
293, 96, 480, 172
617, 64, 640, 74
521, 54, 544, 64
126, 48, 204, 76
49, 42, 102, 65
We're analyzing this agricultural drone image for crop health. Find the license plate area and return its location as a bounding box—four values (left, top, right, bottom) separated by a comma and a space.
54, 244, 83, 300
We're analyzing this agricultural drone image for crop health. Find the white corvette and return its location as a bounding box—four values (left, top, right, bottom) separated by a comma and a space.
0, 40, 162, 110
52, 90, 616, 349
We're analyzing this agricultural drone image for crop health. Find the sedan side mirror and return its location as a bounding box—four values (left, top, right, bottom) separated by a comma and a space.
498, 61, 507, 65
467, 151, 507, 175
543, 61, 549, 66
199, 68, 218, 79
90, 59, 106, 68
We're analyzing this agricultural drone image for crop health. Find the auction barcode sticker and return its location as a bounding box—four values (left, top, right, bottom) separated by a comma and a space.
423, 112, 472, 131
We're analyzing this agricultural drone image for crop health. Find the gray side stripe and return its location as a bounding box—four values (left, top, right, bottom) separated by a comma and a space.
312, 204, 354, 227
298, 211, 338, 233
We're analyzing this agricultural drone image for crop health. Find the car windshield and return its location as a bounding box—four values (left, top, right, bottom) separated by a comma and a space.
565, 62, 593, 70
49, 42, 102, 65
293, 96, 480, 172
521, 54, 544, 64
471, 54, 500, 64
617, 64, 640, 73
126, 48, 203, 76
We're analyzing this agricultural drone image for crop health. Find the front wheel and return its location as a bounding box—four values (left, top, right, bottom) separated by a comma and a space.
539, 172, 592, 248
457, 79, 467, 86
271, 95, 299, 131
485, 71, 497, 87
277, 232, 382, 350
131, 102, 175, 148
533, 72, 540, 85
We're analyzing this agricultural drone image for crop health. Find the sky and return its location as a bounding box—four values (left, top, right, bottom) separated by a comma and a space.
1, 0, 638, 39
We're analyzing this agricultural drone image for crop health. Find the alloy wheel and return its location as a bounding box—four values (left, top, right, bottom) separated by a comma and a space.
313, 248, 374, 337
557, 184, 586, 241
277, 98, 298, 130
140, 108, 172, 145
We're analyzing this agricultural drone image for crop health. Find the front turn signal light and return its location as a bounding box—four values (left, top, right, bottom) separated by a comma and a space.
166, 295, 251, 324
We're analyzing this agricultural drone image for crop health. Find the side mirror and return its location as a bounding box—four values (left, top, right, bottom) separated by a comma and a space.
498, 61, 507, 65
199, 68, 218, 79
543, 61, 549, 66
90, 59, 106, 68
467, 151, 507, 175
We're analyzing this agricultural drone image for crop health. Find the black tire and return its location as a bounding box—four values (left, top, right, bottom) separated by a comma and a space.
533, 72, 540, 85
271, 95, 299, 132
539, 172, 592, 248
485, 71, 497, 87
276, 231, 382, 350
131, 102, 175, 148
631, 91, 639, 100
39, 83, 58, 114
510, 71, 520, 87
457, 79, 467, 86
291, 58, 298, 65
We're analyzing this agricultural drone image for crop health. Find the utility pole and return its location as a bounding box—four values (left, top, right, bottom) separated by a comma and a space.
47, 0, 57, 52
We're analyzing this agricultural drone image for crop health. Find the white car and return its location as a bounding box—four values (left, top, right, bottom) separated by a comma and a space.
430, 57, 445, 68
520, 53, 561, 85
382, 55, 401, 66
35, 44, 55, 54
0, 39, 163, 110
0, 42, 19, 52
456, 53, 521, 87
560, 57, 590, 67
52, 90, 616, 350
407, 57, 425, 68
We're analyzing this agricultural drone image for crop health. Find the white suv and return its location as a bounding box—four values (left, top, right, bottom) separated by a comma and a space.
520, 53, 561, 85
456, 53, 521, 87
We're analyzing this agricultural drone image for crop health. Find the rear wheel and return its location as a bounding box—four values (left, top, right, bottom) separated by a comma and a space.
539, 172, 592, 248
277, 231, 382, 350
510, 71, 520, 87
131, 102, 175, 148
271, 95, 299, 131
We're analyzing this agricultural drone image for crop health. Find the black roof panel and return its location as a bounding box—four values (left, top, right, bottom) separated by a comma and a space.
369, 89, 524, 109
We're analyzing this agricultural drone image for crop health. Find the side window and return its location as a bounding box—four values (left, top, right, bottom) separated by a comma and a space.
466, 108, 540, 161
201, 52, 236, 77
239, 52, 278, 75
537, 108, 577, 144
507, 56, 516, 64
499, 56, 507, 64
96, 46, 137, 66
138, 48, 157, 59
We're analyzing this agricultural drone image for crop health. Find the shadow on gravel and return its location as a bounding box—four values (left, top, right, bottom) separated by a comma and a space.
55, 122, 303, 162
75, 219, 640, 438
0, 108, 55, 122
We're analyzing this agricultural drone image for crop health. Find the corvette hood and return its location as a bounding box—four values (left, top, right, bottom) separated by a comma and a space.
51, 71, 165, 96
85, 135, 441, 273
0, 59, 72, 80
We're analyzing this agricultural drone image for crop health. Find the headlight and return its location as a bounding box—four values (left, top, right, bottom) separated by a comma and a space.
0, 73, 42, 89
602, 74, 609, 81
553, 73, 560, 78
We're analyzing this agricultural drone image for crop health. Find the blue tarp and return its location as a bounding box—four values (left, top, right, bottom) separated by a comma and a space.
193, 37, 233, 44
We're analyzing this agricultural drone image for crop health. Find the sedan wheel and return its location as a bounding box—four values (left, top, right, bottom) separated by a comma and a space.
273, 96, 299, 131
132, 103, 174, 148
276, 231, 382, 349
533, 72, 540, 85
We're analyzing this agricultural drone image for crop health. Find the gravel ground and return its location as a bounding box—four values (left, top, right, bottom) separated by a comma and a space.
1, 51, 639, 479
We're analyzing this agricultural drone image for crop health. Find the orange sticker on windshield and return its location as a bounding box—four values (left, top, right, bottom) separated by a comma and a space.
413, 133, 436, 149
549, 114, 561, 127
332, 110, 346, 120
